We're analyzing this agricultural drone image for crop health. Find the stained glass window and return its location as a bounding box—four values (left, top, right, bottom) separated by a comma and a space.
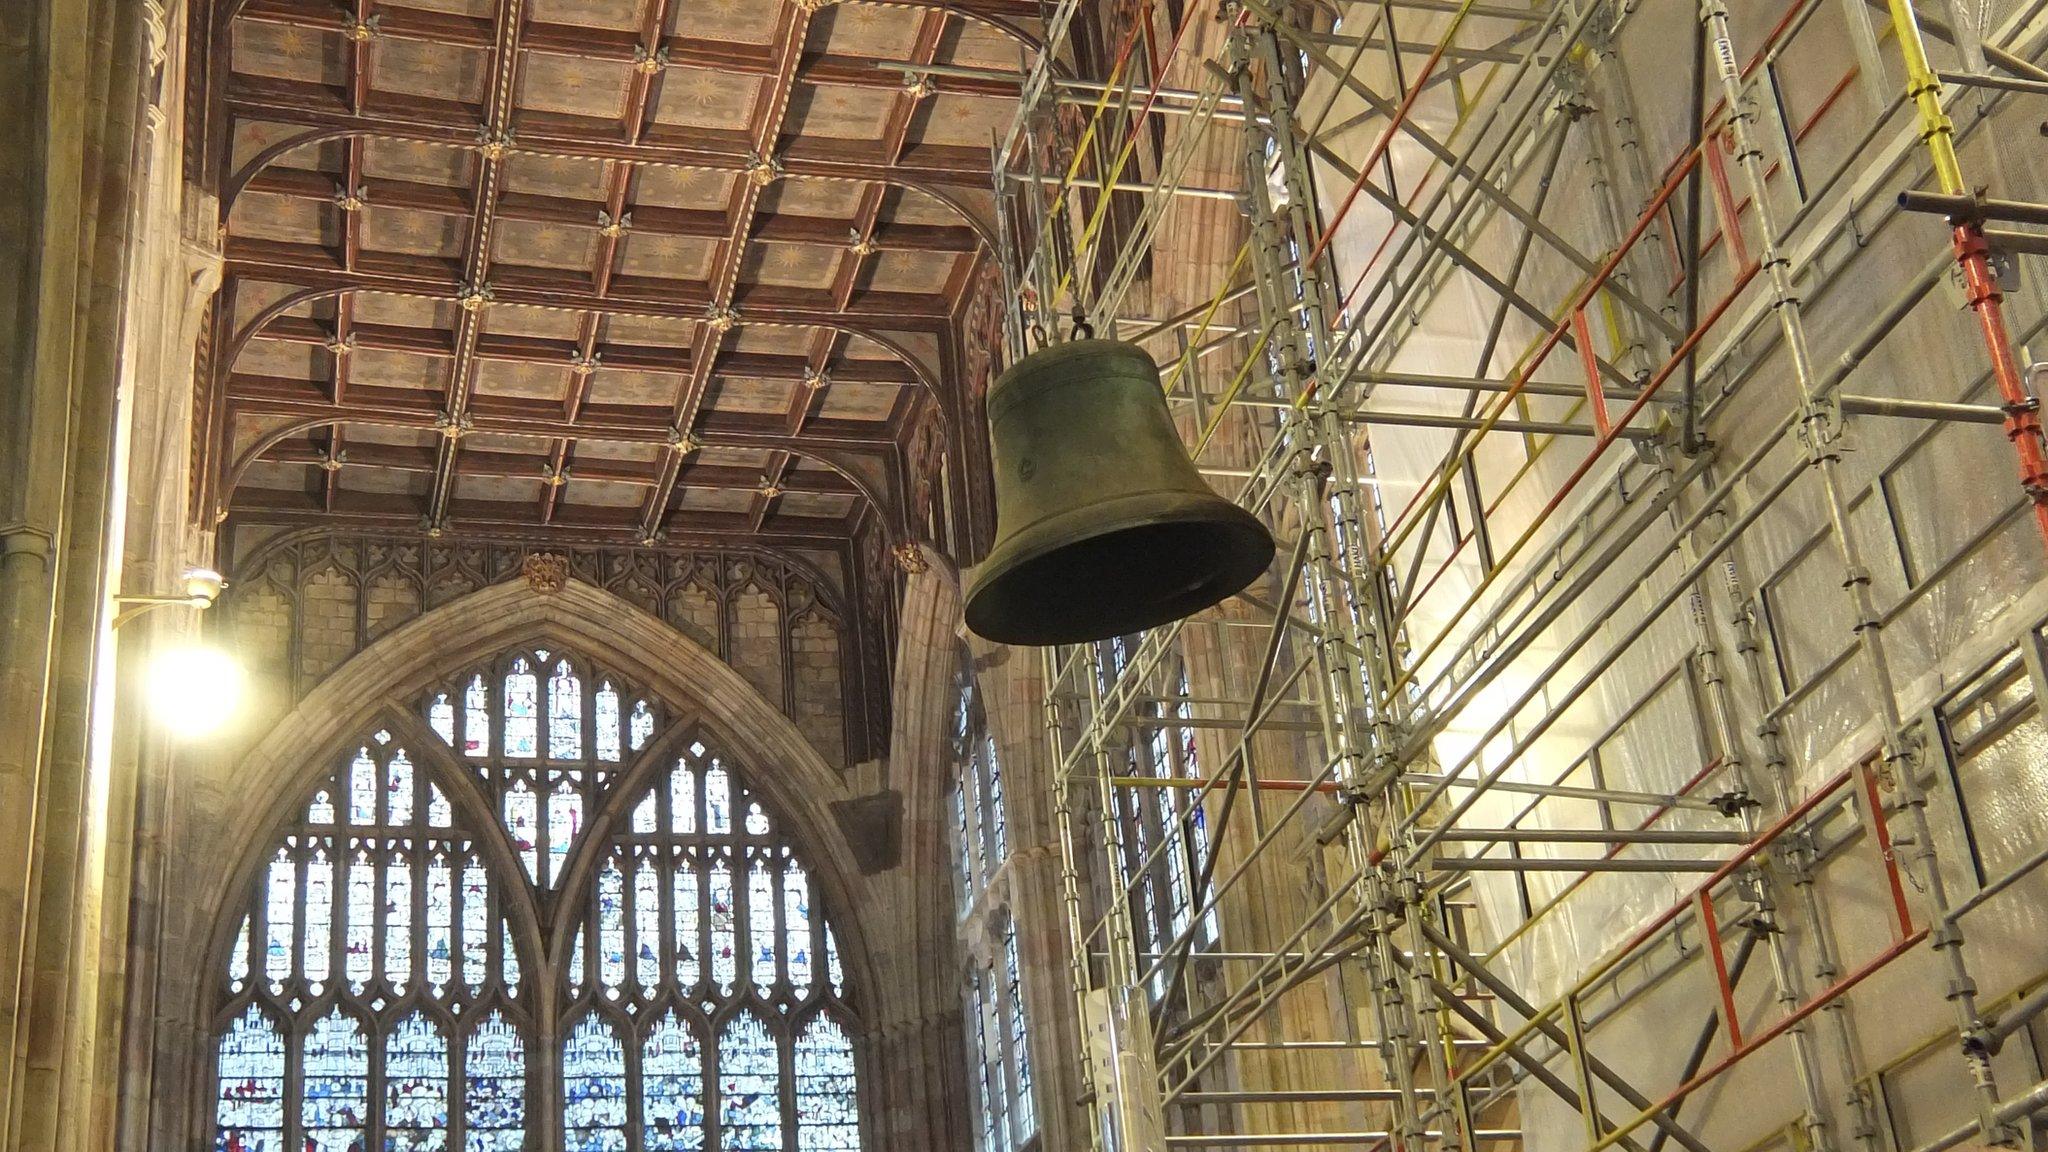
301, 1009, 368, 1152
425, 649, 655, 893
794, 1015, 859, 1150
563, 1015, 628, 1152
641, 1013, 705, 1151
213, 732, 526, 1152
563, 744, 863, 1148
504, 659, 539, 759
466, 1012, 525, 1152
598, 859, 627, 996
215, 1006, 284, 1152
218, 647, 864, 1152
629, 700, 655, 751
384, 1013, 448, 1152
549, 660, 584, 760
464, 675, 490, 758
595, 682, 623, 763
718, 1013, 782, 1150
430, 693, 456, 746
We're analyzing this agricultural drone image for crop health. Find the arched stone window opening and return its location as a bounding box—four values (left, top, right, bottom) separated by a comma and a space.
419, 647, 664, 891
210, 639, 866, 1152
211, 726, 528, 1152
560, 740, 856, 1151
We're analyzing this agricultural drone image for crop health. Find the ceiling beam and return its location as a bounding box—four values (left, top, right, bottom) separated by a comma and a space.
236, 0, 1026, 98
223, 77, 995, 191
229, 491, 860, 545
262, 440, 858, 493
223, 239, 957, 328
240, 169, 983, 254
254, 315, 924, 384
224, 377, 902, 450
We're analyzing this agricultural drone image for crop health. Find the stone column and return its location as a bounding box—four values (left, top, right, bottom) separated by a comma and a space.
1, 1, 223, 1147
974, 636, 1092, 1152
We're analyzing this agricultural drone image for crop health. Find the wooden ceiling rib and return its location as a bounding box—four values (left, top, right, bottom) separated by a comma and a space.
206, 0, 1028, 550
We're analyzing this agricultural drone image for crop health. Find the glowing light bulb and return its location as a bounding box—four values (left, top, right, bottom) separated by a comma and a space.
149, 644, 245, 738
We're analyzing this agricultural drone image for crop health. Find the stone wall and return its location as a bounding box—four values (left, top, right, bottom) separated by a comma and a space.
216, 531, 874, 769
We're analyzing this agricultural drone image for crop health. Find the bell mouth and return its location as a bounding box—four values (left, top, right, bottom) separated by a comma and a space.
964, 499, 1275, 646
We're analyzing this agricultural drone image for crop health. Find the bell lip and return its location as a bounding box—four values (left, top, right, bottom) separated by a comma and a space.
962, 489, 1276, 646
984, 338, 1161, 422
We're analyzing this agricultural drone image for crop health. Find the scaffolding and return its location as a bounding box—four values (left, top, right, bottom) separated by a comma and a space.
983, 0, 2048, 1145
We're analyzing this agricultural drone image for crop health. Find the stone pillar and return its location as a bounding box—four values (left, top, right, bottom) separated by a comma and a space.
973, 636, 1092, 1152
0, 1, 222, 1147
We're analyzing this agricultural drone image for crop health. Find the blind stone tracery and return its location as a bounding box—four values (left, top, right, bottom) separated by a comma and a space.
211, 643, 864, 1152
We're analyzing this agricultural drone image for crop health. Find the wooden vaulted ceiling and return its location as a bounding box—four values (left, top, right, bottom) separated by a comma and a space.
193, 0, 1037, 555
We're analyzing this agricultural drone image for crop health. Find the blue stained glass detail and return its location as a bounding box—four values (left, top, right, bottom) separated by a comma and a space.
548, 660, 582, 760
641, 1012, 705, 1151
597, 859, 626, 995
785, 864, 812, 999
824, 922, 843, 997
985, 737, 1007, 863
562, 1015, 628, 1152
426, 855, 453, 992
214, 1006, 284, 1152
228, 916, 250, 994
383, 1013, 448, 1152
748, 861, 776, 995
717, 1013, 782, 1150
463, 676, 489, 758
465, 1012, 525, 1152
673, 859, 699, 989
594, 683, 622, 763
504, 660, 538, 759
567, 927, 586, 996
309, 789, 336, 825
461, 858, 488, 994
501, 920, 520, 990
669, 765, 695, 835
634, 857, 661, 995
794, 1015, 860, 1151
547, 779, 582, 889
1005, 922, 1034, 1138
301, 1010, 369, 1152
709, 862, 736, 995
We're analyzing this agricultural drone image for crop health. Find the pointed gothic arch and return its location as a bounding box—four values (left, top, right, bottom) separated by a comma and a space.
189, 577, 888, 1151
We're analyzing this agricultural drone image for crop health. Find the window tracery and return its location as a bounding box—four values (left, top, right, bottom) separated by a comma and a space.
421, 648, 661, 888
951, 651, 1037, 1152
214, 643, 865, 1151
213, 729, 524, 1152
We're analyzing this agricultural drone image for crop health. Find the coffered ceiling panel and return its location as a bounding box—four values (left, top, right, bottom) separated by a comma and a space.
201, 0, 1038, 552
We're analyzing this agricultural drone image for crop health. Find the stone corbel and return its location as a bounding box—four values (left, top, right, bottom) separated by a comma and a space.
178, 237, 226, 358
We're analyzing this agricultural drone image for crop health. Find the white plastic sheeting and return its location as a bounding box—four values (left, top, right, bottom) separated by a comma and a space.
1300, 0, 2048, 1144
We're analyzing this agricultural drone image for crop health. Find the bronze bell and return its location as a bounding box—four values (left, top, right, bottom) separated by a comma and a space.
964, 338, 1275, 646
